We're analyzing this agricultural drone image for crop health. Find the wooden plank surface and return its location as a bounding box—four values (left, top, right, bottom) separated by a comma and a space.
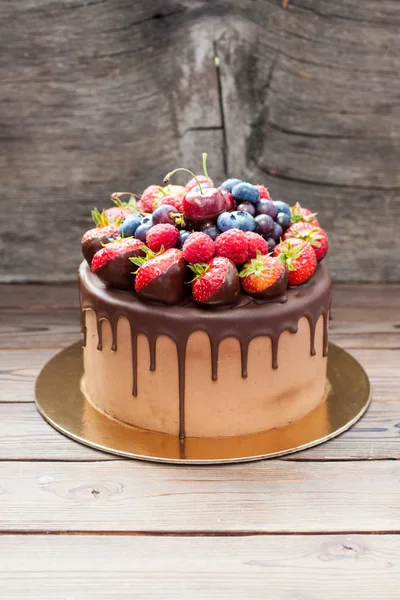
1, 1, 400, 282
1, 460, 399, 533
1, 534, 400, 599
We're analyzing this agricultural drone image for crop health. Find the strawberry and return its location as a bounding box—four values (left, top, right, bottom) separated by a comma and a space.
140, 185, 162, 213
244, 232, 268, 261
140, 185, 186, 213
240, 253, 288, 299
273, 238, 317, 286
284, 222, 328, 261
182, 232, 215, 263
104, 206, 132, 222
190, 257, 240, 307
214, 229, 248, 265
290, 202, 319, 227
91, 237, 145, 290
81, 210, 120, 265
255, 184, 271, 200
146, 224, 179, 252
132, 248, 186, 304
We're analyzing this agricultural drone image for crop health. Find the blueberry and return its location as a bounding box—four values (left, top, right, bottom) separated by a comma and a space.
219, 178, 242, 192
152, 204, 178, 226
266, 237, 276, 252
178, 229, 191, 248
237, 202, 256, 217
119, 212, 142, 237
254, 214, 274, 236
276, 211, 291, 230
202, 223, 220, 240
217, 210, 255, 232
271, 222, 283, 242
135, 215, 153, 242
256, 199, 277, 219
232, 182, 260, 204
273, 201, 291, 218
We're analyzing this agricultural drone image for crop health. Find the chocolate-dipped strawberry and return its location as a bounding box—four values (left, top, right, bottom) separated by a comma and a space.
91, 238, 146, 290
81, 209, 120, 265
239, 253, 288, 299
131, 248, 186, 305
164, 153, 232, 225
190, 257, 240, 307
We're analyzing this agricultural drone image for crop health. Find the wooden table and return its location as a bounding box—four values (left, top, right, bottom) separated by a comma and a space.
1, 283, 399, 598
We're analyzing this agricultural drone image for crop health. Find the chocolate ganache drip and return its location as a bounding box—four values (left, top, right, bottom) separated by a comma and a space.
79, 261, 332, 440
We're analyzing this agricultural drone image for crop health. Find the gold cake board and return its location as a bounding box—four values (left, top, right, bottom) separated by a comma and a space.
35, 342, 370, 464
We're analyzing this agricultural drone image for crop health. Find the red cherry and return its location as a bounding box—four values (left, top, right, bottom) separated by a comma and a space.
183, 187, 226, 223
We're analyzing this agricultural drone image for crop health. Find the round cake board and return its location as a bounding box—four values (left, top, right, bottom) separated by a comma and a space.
35, 342, 370, 464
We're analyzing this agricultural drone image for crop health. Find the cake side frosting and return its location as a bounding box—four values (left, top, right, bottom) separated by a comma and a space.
79, 260, 331, 438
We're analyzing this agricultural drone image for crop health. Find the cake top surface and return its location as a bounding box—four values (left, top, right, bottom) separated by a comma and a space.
81, 153, 329, 308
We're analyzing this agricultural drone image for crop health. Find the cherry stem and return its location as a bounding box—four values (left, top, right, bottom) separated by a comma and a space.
163, 168, 204, 195
202, 152, 210, 182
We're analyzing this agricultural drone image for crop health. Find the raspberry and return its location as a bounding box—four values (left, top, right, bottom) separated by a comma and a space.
158, 196, 184, 213
255, 184, 271, 200
182, 232, 215, 263
214, 229, 248, 265
146, 224, 179, 252
244, 232, 268, 261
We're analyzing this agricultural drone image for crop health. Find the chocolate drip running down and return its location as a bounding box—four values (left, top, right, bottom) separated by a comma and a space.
79, 261, 332, 440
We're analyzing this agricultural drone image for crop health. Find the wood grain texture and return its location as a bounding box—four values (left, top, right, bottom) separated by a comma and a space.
1, 460, 399, 532
1, 534, 400, 599
1, 397, 399, 462
0, 1, 399, 282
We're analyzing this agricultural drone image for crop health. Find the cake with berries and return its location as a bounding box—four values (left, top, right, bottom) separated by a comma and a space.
79, 154, 331, 439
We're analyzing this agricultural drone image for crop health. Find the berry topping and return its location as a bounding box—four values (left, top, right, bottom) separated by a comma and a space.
134, 215, 153, 242
290, 202, 319, 227
240, 253, 288, 299
177, 229, 191, 248
91, 237, 145, 290
219, 178, 242, 192
214, 229, 248, 265
276, 211, 291, 230
256, 199, 277, 219
182, 232, 215, 263
146, 223, 179, 252
244, 231, 269, 261
272, 201, 291, 218
219, 189, 235, 212
140, 185, 162, 213
237, 202, 256, 216
217, 210, 256, 232
155, 195, 184, 214
81, 224, 120, 266
152, 204, 184, 227
255, 184, 271, 200
132, 248, 186, 305
274, 238, 317, 286
190, 257, 240, 307
201, 223, 220, 240
105, 206, 132, 222
186, 175, 213, 192
119, 213, 143, 238
272, 222, 283, 242
254, 214, 274, 237
284, 223, 328, 261
232, 182, 260, 204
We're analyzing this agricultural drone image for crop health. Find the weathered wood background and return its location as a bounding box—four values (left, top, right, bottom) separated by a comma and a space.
1, 0, 399, 282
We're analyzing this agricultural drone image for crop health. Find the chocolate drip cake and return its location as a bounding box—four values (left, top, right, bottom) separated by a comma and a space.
79, 154, 332, 439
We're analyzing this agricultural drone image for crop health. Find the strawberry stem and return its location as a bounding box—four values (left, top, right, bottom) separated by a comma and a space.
164, 168, 204, 195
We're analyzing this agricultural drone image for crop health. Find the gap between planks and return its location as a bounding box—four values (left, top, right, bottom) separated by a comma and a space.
0, 530, 399, 537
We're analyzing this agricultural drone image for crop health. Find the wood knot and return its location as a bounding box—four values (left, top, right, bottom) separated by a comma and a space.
320, 538, 363, 561
39, 480, 124, 501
